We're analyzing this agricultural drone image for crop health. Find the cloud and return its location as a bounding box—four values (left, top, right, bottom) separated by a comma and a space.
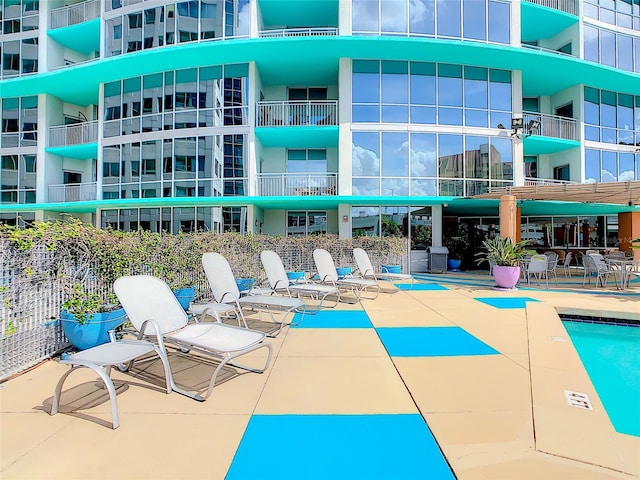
352, 143, 380, 176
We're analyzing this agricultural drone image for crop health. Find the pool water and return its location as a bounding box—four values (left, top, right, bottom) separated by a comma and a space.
563, 321, 640, 437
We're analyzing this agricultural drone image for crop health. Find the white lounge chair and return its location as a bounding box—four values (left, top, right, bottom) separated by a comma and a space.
353, 248, 413, 287
260, 250, 340, 309
202, 252, 306, 336
313, 248, 380, 300
524, 254, 548, 288
51, 338, 173, 429
114, 275, 272, 401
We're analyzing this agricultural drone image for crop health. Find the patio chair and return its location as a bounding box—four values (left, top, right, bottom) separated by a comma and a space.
524, 254, 548, 288
260, 250, 340, 310
582, 254, 612, 288
560, 251, 573, 278
352, 248, 414, 287
51, 337, 173, 429
544, 252, 559, 285
114, 275, 273, 401
313, 248, 380, 300
202, 252, 306, 336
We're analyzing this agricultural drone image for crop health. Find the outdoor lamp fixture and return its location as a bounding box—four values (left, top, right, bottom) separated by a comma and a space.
510, 117, 524, 138
528, 119, 541, 135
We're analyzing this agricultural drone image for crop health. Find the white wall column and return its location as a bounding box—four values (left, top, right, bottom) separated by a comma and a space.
431, 204, 443, 247
338, 204, 351, 238
338, 57, 352, 196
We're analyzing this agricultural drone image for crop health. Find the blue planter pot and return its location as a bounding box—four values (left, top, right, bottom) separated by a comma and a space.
61, 308, 127, 350
447, 259, 462, 271
173, 286, 197, 310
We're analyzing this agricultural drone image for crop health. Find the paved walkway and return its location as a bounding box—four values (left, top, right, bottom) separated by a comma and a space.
1, 272, 639, 479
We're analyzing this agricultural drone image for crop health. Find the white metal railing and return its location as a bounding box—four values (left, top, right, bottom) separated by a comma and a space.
522, 0, 577, 15
257, 173, 338, 197
521, 43, 574, 57
50, 57, 99, 71
50, 0, 100, 29
524, 177, 578, 186
49, 121, 98, 147
256, 101, 338, 127
522, 111, 577, 141
258, 28, 339, 38
48, 182, 98, 203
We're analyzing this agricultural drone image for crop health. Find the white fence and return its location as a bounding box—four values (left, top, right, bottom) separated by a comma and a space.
256, 101, 338, 127
257, 173, 338, 196
522, 111, 577, 141
259, 28, 338, 38
523, 0, 577, 15
49, 121, 99, 148
48, 182, 98, 203
50, 0, 100, 29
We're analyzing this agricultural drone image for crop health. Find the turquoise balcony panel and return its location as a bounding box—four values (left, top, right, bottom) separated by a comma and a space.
255, 125, 338, 148
523, 136, 580, 155
521, 0, 578, 42
47, 18, 100, 55
258, 0, 338, 29
45, 143, 98, 160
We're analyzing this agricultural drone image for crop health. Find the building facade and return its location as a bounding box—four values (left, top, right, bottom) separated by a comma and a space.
1, 0, 639, 255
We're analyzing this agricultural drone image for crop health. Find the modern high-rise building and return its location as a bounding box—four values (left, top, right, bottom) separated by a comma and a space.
1, 0, 639, 257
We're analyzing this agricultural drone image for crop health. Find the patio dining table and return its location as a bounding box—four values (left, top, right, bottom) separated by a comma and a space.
606, 258, 640, 290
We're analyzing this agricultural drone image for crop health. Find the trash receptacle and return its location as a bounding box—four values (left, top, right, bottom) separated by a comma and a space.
427, 246, 449, 273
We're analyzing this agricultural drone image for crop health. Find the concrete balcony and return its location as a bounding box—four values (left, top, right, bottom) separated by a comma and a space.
49, 121, 98, 148
50, 0, 100, 29
48, 182, 97, 203
522, 0, 577, 15
256, 101, 338, 127
257, 173, 337, 196
258, 28, 338, 38
522, 111, 577, 141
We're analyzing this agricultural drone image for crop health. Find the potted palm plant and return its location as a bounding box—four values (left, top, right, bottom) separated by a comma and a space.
475, 236, 534, 289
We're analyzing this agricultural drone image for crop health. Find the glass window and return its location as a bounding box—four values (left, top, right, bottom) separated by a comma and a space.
465, 135, 489, 179
409, 0, 435, 35
601, 150, 617, 181
617, 34, 633, 72
352, 132, 380, 176
381, 132, 408, 176
438, 134, 463, 178
381, 0, 407, 33
437, 0, 461, 37
487, 0, 509, 44
600, 29, 616, 67
584, 25, 599, 63
463, 0, 486, 41
585, 149, 600, 182
352, 0, 379, 32
490, 137, 512, 180
352, 206, 380, 237
410, 133, 437, 177
619, 152, 635, 181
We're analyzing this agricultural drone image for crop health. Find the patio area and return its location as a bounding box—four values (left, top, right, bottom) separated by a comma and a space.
1, 271, 639, 479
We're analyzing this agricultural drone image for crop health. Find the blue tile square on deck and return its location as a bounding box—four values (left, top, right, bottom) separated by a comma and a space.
394, 283, 449, 291
376, 326, 499, 357
474, 297, 540, 309
292, 309, 372, 328
226, 414, 455, 480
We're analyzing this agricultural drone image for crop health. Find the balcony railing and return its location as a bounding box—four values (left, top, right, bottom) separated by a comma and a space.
49, 121, 98, 148
522, 111, 577, 141
48, 182, 97, 203
256, 101, 338, 127
521, 43, 574, 57
524, 177, 577, 186
50, 0, 100, 29
522, 0, 577, 15
50, 57, 99, 71
258, 28, 339, 38
257, 173, 338, 197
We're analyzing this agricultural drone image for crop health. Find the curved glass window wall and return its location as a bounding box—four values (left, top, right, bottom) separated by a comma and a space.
352, 131, 512, 197
103, 64, 248, 137
584, 87, 640, 146
583, 0, 640, 31
102, 134, 245, 200
351, 0, 510, 44
585, 148, 640, 182
352, 60, 512, 128
583, 23, 640, 73
105, 0, 250, 57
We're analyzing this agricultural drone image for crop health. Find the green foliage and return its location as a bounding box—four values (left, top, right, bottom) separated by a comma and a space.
443, 222, 469, 259
61, 283, 102, 325
475, 236, 535, 267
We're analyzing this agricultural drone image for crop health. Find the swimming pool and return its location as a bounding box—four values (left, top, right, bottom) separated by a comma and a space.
563, 320, 640, 437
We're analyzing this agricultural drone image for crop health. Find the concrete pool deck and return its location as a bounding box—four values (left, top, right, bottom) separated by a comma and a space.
1, 271, 639, 479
